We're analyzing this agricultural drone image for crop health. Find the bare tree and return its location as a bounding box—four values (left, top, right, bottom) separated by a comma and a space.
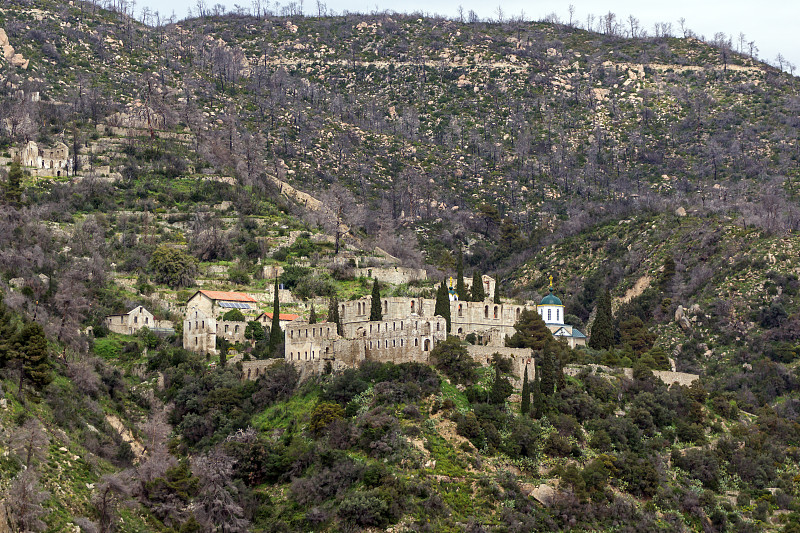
4, 469, 50, 532
92, 473, 131, 533
10, 418, 49, 469
192, 449, 249, 533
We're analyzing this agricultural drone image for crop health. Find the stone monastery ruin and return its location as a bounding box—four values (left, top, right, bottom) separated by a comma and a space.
180, 278, 588, 381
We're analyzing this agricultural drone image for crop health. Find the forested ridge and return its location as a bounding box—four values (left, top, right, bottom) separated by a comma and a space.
0, 0, 800, 531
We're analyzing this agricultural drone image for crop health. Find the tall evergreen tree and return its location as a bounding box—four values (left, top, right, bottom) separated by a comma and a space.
15, 323, 52, 393
520, 365, 530, 414
308, 304, 317, 324
456, 250, 467, 300
493, 280, 501, 304
369, 278, 382, 321
434, 280, 451, 333
471, 271, 485, 301
329, 296, 343, 335
532, 367, 545, 418
589, 288, 616, 350
6, 159, 23, 206
506, 309, 554, 351
539, 346, 556, 396
268, 278, 283, 356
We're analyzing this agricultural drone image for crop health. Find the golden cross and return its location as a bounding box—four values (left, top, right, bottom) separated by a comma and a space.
549, 275, 553, 288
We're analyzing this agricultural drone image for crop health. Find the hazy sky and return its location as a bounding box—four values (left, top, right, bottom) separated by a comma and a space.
138, 0, 800, 72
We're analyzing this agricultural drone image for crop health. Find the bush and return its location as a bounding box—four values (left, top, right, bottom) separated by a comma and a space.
430, 337, 479, 385
222, 309, 245, 322
149, 245, 198, 288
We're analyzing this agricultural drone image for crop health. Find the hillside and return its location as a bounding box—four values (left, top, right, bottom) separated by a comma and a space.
0, 1, 800, 531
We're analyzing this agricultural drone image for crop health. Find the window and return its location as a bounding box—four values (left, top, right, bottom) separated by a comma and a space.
516, 308, 521, 320
547, 309, 551, 321
424, 339, 430, 351
134, 316, 138, 324
415, 338, 419, 347
383, 300, 388, 314
458, 304, 463, 317
411, 301, 415, 313
556, 309, 560, 322
225, 325, 229, 332
437, 322, 440, 331
494, 306, 498, 319
484, 306, 489, 318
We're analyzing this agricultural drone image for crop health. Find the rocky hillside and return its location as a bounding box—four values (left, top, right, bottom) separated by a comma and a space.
1, 1, 800, 531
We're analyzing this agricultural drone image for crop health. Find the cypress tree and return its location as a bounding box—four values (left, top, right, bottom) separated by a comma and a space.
309, 304, 317, 324
471, 271, 485, 301
493, 280, 501, 304
268, 278, 283, 356
589, 288, 616, 350
434, 280, 451, 333
329, 296, 343, 336
520, 365, 530, 414
532, 367, 545, 418
539, 346, 556, 396
456, 250, 467, 300
370, 278, 382, 321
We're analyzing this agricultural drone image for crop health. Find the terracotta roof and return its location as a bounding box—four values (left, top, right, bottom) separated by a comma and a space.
197, 290, 257, 303
263, 312, 300, 321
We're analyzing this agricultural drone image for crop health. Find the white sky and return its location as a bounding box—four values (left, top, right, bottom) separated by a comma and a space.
137, 0, 800, 72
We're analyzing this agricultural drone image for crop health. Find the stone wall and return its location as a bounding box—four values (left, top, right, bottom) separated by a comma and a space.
466, 345, 533, 387
354, 266, 427, 285
242, 358, 284, 380
564, 364, 699, 387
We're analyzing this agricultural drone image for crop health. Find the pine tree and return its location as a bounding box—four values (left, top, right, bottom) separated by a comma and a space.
493, 280, 501, 304
456, 250, 467, 300
434, 280, 451, 333
589, 288, 616, 350
268, 278, 283, 356
660, 256, 676, 291
15, 323, 52, 392
370, 278, 382, 321
471, 271, 485, 301
6, 159, 23, 206
329, 296, 342, 336
309, 304, 317, 324
520, 365, 530, 414
506, 309, 554, 351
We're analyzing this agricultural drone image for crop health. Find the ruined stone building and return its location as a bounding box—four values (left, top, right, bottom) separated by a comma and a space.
183, 290, 259, 355
284, 315, 449, 372
105, 306, 173, 335
19, 140, 71, 175
339, 295, 530, 347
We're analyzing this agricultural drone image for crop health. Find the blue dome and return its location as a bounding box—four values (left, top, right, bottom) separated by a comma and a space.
540, 288, 562, 306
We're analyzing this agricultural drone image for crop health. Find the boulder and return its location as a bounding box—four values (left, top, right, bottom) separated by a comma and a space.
674, 305, 685, 322
688, 303, 702, 315
530, 484, 558, 506
678, 316, 692, 331
675, 206, 687, 217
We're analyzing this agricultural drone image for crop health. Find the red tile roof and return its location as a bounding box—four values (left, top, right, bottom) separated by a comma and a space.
197, 290, 257, 303
263, 312, 300, 321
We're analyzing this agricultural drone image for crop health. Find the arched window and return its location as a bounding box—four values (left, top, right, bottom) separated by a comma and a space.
424, 339, 430, 351
415, 338, 419, 347
484, 306, 489, 318
436, 322, 440, 331
341, 304, 345, 318
458, 328, 463, 334
516, 308, 521, 320
493, 306, 498, 319
411, 301, 415, 313
383, 300, 388, 314
458, 304, 463, 317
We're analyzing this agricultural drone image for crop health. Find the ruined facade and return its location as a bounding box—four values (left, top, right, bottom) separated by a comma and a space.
105, 306, 173, 335
339, 296, 530, 346
184, 290, 259, 354
284, 315, 448, 372
20, 141, 71, 175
